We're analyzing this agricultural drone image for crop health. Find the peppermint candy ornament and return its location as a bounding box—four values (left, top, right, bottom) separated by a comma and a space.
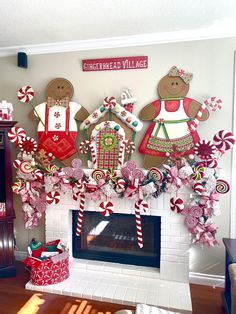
46, 191, 60, 205
17, 86, 35, 103
116, 178, 126, 192
125, 141, 136, 154
170, 197, 184, 213
193, 183, 205, 195
99, 201, 114, 216
191, 166, 205, 181
103, 96, 116, 110
13, 159, 21, 169
79, 140, 90, 154
12, 180, 25, 194
18, 136, 38, 155
213, 130, 235, 152
32, 169, 44, 181
8, 127, 26, 145
194, 140, 217, 160
205, 158, 218, 168
216, 179, 230, 194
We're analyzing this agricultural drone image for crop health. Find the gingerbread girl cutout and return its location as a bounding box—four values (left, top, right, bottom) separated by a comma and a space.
139, 66, 209, 168
29, 78, 89, 166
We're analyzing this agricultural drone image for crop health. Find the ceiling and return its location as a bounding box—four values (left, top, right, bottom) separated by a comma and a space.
0, 0, 236, 50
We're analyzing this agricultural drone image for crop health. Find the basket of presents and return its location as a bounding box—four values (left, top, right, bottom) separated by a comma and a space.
23, 239, 69, 286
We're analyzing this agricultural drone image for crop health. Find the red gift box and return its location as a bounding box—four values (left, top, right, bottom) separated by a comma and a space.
0, 203, 6, 217
30, 251, 69, 286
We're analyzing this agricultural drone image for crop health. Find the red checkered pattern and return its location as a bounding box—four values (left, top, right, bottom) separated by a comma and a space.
30, 252, 69, 286
97, 128, 119, 170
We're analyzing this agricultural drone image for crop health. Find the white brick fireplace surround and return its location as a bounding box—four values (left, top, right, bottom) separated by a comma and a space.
26, 185, 192, 313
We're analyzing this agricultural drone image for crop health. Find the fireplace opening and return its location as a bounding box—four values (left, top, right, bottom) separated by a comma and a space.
72, 211, 161, 268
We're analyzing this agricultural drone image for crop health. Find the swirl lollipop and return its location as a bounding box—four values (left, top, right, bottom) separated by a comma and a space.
91, 169, 106, 182
216, 179, 230, 194
17, 86, 35, 103
19, 161, 35, 174
148, 167, 163, 182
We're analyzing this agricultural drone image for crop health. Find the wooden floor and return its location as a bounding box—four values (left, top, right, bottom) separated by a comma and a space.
0, 262, 226, 314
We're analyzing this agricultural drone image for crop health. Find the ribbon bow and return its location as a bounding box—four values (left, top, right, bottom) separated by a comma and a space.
47, 96, 70, 108
168, 66, 193, 84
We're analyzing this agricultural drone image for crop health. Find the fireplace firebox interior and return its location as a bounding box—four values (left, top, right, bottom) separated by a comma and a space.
72, 211, 161, 267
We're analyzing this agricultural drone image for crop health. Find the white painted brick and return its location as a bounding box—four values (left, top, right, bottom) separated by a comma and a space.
161, 255, 178, 262
161, 242, 180, 249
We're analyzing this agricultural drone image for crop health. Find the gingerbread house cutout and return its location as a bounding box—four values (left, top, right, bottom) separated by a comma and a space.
79, 95, 143, 169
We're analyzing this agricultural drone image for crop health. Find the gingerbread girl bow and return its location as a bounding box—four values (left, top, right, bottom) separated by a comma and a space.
168, 66, 193, 84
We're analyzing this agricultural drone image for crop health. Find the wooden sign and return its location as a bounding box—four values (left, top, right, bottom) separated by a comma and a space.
82, 56, 148, 72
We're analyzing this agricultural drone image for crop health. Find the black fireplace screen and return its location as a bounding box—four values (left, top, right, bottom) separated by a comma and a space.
72, 211, 161, 268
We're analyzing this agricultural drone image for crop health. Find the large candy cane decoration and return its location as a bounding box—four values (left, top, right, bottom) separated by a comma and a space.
76, 192, 86, 236
190, 97, 222, 131
118, 139, 126, 166
134, 200, 148, 248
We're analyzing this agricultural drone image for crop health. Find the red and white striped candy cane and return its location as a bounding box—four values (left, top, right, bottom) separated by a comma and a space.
125, 141, 136, 154
118, 139, 126, 166
134, 200, 149, 248
88, 142, 97, 166
76, 192, 86, 236
79, 140, 90, 154
190, 102, 207, 131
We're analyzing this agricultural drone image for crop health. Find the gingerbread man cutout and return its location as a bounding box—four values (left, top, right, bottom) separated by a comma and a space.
139, 66, 209, 168
29, 78, 89, 166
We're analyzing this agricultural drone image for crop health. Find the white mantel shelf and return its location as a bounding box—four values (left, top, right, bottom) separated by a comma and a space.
26, 187, 192, 313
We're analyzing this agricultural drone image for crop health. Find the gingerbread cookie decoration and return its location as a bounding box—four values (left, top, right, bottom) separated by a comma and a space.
139, 66, 209, 168
29, 78, 89, 166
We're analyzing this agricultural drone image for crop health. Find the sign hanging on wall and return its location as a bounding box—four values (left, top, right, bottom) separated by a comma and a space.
82, 56, 148, 72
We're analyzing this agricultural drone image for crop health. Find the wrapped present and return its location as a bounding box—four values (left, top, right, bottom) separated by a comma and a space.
0, 100, 13, 121
0, 203, 6, 216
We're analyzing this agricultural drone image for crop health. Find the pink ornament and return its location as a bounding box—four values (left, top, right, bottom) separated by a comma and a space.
193, 183, 205, 195
99, 201, 114, 216
46, 191, 60, 205
213, 130, 235, 152
185, 216, 198, 229
8, 127, 26, 145
17, 86, 35, 103
170, 197, 184, 213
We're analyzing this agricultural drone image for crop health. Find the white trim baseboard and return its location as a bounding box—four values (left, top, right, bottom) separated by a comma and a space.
0, 27, 236, 57
189, 272, 225, 288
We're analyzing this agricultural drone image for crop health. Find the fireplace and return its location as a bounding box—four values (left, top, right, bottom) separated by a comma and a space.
26, 183, 192, 312
72, 211, 161, 267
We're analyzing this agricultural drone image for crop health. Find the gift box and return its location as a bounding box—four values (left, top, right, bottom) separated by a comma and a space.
0, 203, 6, 217
29, 251, 69, 286
0, 100, 13, 121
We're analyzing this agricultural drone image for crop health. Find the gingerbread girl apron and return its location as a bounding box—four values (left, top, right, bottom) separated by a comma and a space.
35, 99, 81, 161
139, 98, 199, 157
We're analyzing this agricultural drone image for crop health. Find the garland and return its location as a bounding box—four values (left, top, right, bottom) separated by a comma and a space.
9, 127, 235, 248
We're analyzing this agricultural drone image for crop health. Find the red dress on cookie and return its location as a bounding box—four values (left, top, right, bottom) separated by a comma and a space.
139, 97, 199, 157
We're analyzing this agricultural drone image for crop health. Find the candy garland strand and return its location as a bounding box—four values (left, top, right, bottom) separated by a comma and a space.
118, 139, 126, 167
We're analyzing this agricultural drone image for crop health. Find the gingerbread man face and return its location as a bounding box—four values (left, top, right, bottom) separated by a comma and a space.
46, 78, 74, 101
158, 75, 189, 99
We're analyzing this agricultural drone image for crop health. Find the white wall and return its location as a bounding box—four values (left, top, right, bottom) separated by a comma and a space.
0, 37, 235, 276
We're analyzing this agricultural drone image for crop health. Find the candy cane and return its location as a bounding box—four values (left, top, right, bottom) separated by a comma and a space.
125, 141, 136, 154
190, 102, 207, 131
118, 139, 126, 166
79, 140, 90, 154
76, 192, 86, 236
134, 200, 148, 248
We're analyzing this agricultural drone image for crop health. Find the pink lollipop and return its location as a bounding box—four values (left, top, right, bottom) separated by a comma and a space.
120, 166, 131, 179
213, 130, 235, 152
8, 127, 26, 145
132, 168, 144, 183
17, 86, 35, 103
126, 160, 137, 171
